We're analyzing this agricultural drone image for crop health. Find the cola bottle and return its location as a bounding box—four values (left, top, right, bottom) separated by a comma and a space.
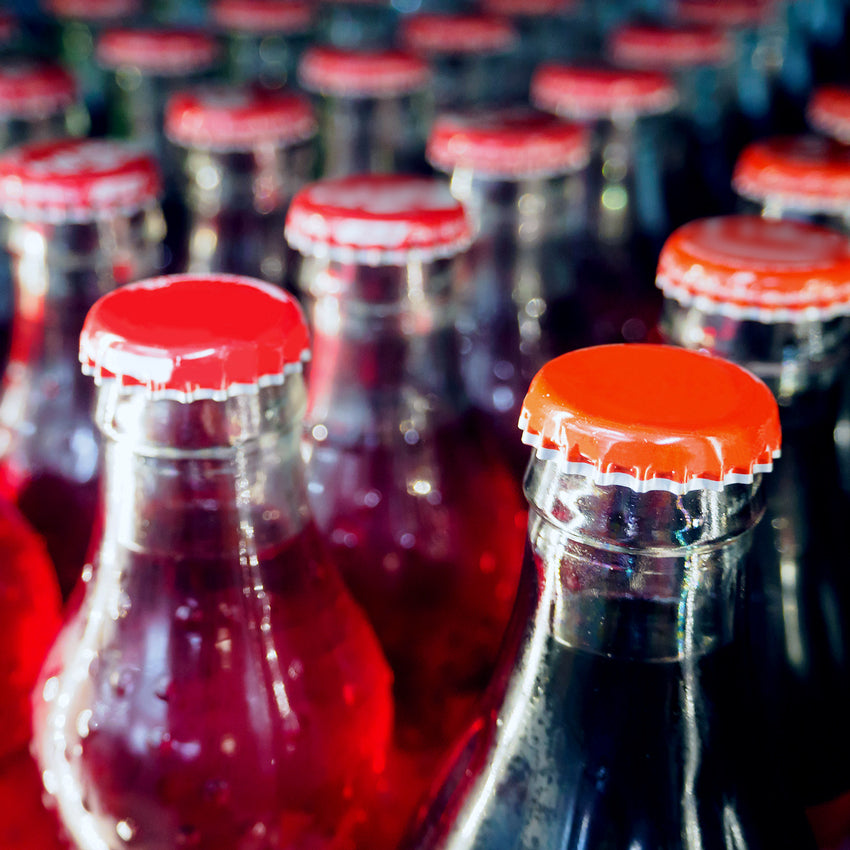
299, 45, 432, 178
210, 0, 316, 90
399, 13, 520, 110
0, 138, 164, 598
317, 0, 400, 50
165, 84, 317, 289
608, 21, 739, 223
286, 173, 527, 838
404, 341, 816, 850
531, 63, 678, 344
657, 214, 850, 850
33, 273, 394, 850
427, 107, 591, 477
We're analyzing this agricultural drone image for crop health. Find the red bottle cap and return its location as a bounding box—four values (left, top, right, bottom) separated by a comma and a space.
400, 14, 518, 55
97, 28, 219, 75
808, 85, 850, 144
285, 174, 473, 265
0, 138, 161, 222
656, 215, 850, 322
427, 108, 589, 179
733, 135, 850, 213
0, 12, 17, 43
165, 86, 316, 151
609, 23, 732, 69
532, 64, 678, 120
0, 60, 77, 119
520, 343, 781, 493
298, 46, 429, 98
80, 274, 311, 401
480, 0, 577, 15
43, 0, 141, 20
211, 0, 314, 33
675, 0, 774, 27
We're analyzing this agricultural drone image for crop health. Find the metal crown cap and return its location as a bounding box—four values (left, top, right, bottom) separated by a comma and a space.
480, 0, 578, 16
656, 215, 850, 323
165, 86, 316, 150
80, 274, 310, 402
520, 343, 781, 494
285, 174, 473, 265
0, 138, 160, 223
532, 63, 678, 120
211, 0, 314, 33
808, 85, 850, 144
733, 135, 850, 213
97, 28, 219, 75
675, 0, 774, 27
298, 46, 429, 98
44, 0, 141, 20
0, 60, 77, 119
609, 23, 732, 69
427, 108, 590, 179
400, 14, 518, 55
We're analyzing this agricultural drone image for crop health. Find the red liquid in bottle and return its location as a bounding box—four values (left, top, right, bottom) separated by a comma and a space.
36, 519, 392, 850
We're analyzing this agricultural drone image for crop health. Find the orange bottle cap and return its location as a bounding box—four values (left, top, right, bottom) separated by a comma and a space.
656, 215, 850, 322
808, 85, 850, 145
733, 135, 850, 213
520, 344, 780, 493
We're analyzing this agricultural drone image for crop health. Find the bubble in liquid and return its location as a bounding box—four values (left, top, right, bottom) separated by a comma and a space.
116, 818, 137, 842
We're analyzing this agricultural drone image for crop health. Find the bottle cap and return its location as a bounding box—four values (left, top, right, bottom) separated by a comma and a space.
80, 274, 310, 401
0, 138, 161, 223
427, 108, 589, 179
165, 86, 316, 151
0, 12, 17, 43
732, 135, 850, 213
675, 0, 773, 27
656, 215, 850, 323
609, 23, 732, 69
480, 0, 577, 15
400, 14, 518, 55
211, 0, 314, 33
285, 174, 473, 265
532, 64, 678, 120
808, 85, 850, 144
0, 60, 77, 119
97, 28, 219, 75
298, 47, 429, 98
520, 343, 781, 493
43, 0, 141, 20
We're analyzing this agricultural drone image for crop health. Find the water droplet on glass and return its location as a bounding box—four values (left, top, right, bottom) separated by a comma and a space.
154, 676, 171, 701
76, 708, 92, 739
42, 676, 59, 703
116, 818, 137, 842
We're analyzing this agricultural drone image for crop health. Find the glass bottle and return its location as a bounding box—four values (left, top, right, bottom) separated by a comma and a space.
0, 58, 87, 367
298, 46, 432, 179
95, 27, 220, 272
165, 84, 317, 290
0, 138, 164, 599
399, 13, 520, 111
210, 0, 316, 91
427, 107, 590, 478
531, 63, 678, 344
41, 0, 143, 135
285, 174, 527, 838
33, 273, 394, 850
404, 342, 817, 850
657, 214, 850, 850
317, 0, 400, 50
608, 21, 739, 224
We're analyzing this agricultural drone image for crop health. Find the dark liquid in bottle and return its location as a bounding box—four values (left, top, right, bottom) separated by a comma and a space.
38, 520, 393, 850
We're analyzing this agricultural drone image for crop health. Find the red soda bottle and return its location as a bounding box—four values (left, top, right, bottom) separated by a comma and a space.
657, 214, 850, 850
427, 107, 591, 477
210, 0, 317, 90
33, 273, 394, 850
404, 343, 817, 850
165, 84, 317, 289
298, 46, 432, 179
0, 138, 164, 598
285, 174, 527, 837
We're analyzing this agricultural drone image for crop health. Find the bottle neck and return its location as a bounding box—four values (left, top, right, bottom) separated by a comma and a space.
524, 460, 764, 660
300, 256, 467, 441
95, 378, 311, 557
660, 297, 850, 404
755, 198, 850, 234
